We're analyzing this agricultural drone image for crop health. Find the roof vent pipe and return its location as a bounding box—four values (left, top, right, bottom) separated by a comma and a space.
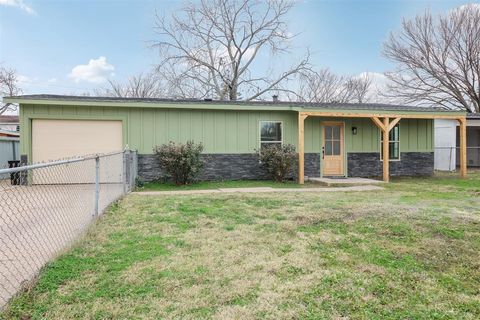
272, 95, 279, 102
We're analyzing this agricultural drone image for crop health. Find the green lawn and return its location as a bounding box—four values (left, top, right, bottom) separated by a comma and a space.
3, 173, 480, 319
139, 179, 314, 191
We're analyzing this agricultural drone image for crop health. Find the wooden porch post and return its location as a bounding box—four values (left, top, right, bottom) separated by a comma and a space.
458, 117, 467, 178
371, 117, 391, 183
298, 112, 307, 184
382, 117, 390, 183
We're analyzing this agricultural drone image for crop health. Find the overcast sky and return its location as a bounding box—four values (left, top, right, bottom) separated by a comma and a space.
0, 0, 470, 96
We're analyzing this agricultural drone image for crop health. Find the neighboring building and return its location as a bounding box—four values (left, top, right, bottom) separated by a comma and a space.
435, 113, 480, 170
0, 115, 20, 168
5, 95, 467, 183
0, 115, 19, 132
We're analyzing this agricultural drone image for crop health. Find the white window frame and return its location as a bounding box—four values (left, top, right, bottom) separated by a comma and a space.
259, 120, 283, 149
380, 123, 401, 161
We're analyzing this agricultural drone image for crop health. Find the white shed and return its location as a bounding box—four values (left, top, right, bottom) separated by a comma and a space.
434, 119, 456, 171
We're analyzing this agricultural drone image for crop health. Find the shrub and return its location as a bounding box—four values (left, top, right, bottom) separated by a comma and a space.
256, 144, 297, 182
154, 141, 204, 185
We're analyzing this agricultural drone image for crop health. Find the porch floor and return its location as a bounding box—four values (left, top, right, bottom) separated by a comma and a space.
308, 177, 385, 187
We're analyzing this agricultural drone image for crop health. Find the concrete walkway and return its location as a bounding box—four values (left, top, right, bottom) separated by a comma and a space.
133, 185, 384, 196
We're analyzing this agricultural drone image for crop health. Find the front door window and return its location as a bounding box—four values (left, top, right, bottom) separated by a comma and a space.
323, 123, 344, 176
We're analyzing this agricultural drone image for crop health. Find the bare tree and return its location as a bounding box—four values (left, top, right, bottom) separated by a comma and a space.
383, 4, 480, 112
345, 73, 372, 103
153, 0, 311, 101
294, 69, 372, 103
97, 73, 164, 98
0, 66, 22, 114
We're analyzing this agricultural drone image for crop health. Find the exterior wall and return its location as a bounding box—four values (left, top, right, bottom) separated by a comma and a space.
20, 104, 435, 179
20, 104, 434, 155
20, 104, 307, 155
325, 117, 434, 177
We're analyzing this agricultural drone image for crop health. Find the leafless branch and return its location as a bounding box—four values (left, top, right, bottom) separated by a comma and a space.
0, 65, 22, 114
152, 0, 311, 101
96, 73, 164, 98
293, 69, 373, 103
383, 4, 480, 112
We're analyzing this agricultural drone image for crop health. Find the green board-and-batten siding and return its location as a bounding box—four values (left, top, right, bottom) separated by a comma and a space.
19, 104, 434, 157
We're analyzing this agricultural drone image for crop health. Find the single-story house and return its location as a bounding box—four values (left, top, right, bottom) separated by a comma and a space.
4, 95, 467, 183
435, 113, 480, 170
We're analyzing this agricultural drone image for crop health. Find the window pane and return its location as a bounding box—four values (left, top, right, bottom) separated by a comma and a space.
325, 141, 332, 155
333, 141, 341, 155
325, 126, 332, 140
381, 124, 400, 159
389, 142, 399, 159
332, 126, 340, 140
261, 122, 281, 142
389, 142, 395, 158
389, 125, 399, 141
381, 142, 400, 160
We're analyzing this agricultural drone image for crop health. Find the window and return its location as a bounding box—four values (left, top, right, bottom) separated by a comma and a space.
324, 125, 342, 156
260, 121, 282, 149
381, 124, 400, 160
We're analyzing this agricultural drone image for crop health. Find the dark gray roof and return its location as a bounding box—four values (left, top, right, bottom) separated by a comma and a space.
8, 94, 462, 113
467, 113, 480, 119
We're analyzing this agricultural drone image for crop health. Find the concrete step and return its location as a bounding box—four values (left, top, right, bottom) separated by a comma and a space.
308, 177, 385, 187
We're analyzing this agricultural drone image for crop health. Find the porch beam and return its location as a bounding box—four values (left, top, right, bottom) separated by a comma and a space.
298, 112, 308, 184
458, 117, 467, 178
301, 111, 464, 120
371, 117, 386, 131
382, 117, 390, 183
388, 117, 402, 131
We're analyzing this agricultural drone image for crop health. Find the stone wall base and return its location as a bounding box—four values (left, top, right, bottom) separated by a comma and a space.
138, 152, 433, 182
347, 152, 434, 177
138, 153, 320, 182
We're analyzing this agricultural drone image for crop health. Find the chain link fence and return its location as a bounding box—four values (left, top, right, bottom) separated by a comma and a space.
0, 150, 137, 308
435, 147, 480, 171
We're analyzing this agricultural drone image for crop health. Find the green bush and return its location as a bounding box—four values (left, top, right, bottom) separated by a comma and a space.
154, 141, 204, 185
256, 144, 297, 182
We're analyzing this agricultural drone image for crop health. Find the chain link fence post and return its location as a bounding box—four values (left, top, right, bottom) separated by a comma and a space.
94, 155, 100, 217
123, 150, 129, 193
132, 150, 138, 190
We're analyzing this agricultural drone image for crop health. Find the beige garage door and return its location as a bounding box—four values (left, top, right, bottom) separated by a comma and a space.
32, 119, 123, 162
32, 120, 123, 184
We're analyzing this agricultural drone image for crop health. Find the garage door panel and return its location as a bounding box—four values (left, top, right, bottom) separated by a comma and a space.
32, 120, 123, 162
31, 120, 123, 184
